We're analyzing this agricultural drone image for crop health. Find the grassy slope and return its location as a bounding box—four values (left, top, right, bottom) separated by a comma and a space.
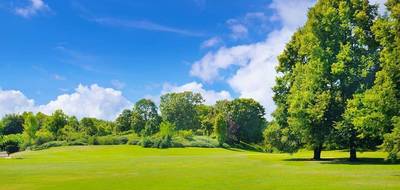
0, 146, 399, 190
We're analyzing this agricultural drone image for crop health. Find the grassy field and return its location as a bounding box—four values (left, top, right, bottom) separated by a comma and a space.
0, 146, 399, 190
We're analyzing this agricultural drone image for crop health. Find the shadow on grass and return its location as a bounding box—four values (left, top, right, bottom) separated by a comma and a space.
284, 157, 400, 165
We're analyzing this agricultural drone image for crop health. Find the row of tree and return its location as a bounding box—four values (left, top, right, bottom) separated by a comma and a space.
0, 91, 267, 153
265, 0, 399, 161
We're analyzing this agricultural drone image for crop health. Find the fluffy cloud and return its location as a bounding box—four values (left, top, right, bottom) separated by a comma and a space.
15, 0, 49, 18
0, 84, 132, 121
369, 0, 387, 14
162, 82, 232, 105
190, 0, 315, 118
0, 90, 35, 117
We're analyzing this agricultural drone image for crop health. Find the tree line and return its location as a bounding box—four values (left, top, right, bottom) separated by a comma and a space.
265, 0, 399, 161
0, 92, 266, 155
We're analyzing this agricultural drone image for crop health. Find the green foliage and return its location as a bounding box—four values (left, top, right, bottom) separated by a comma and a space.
0, 134, 23, 154
269, 0, 380, 160
227, 99, 266, 143
131, 99, 161, 136
0, 114, 24, 135
339, 0, 400, 160
214, 114, 227, 146
115, 109, 133, 133
88, 135, 129, 145
160, 92, 203, 131
30, 141, 67, 151
35, 129, 54, 145
45, 110, 68, 137
159, 121, 176, 137
22, 112, 40, 147
176, 130, 194, 140
263, 121, 301, 153
382, 117, 400, 162
196, 105, 214, 135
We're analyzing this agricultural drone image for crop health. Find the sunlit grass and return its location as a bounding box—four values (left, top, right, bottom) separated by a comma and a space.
0, 146, 399, 190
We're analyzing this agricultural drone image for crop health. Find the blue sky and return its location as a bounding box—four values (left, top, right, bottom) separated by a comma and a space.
0, 0, 386, 120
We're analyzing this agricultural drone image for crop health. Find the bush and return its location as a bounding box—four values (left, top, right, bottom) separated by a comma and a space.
177, 130, 193, 140
31, 141, 66, 151
67, 139, 87, 146
125, 133, 140, 145
1, 134, 23, 152
88, 135, 130, 145
5, 144, 19, 155
140, 137, 154, 148
35, 129, 54, 145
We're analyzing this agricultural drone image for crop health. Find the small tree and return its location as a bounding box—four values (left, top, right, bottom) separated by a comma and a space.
5, 144, 19, 156
214, 114, 227, 146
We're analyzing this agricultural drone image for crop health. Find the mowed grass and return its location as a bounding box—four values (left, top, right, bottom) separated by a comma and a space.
0, 146, 399, 190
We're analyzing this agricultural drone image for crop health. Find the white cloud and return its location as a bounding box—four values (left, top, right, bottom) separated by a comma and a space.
0, 90, 35, 117
269, 0, 314, 29
15, 0, 49, 18
201, 37, 222, 49
162, 82, 232, 105
0, 84, 132, 121
190, 0, 315, 119
369, 0, 387, 15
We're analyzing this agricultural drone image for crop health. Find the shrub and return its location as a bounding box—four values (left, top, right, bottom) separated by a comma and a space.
67, 139, 87, 146
35, 129, 54, 145
1, 134, 23, 153
5, 144, 19, 155
31, 141, 66, 151
177, 130, 193, 140
140, 137, 154, 148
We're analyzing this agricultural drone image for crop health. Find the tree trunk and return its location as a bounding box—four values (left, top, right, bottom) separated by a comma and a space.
349, 131, 357, 161
313, 145, 322, 160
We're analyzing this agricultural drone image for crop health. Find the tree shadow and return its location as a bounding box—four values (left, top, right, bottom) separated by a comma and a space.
284, 157, 400, 165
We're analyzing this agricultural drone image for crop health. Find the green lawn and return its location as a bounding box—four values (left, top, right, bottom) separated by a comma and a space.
0, 146, 399, 190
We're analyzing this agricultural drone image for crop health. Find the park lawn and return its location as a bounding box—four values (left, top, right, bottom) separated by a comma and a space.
0, 146, 399, 190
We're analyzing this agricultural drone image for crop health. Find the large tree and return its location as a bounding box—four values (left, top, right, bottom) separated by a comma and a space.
160, 92, 203, 131
269, 0, 379, 160
342, 0, 400, 161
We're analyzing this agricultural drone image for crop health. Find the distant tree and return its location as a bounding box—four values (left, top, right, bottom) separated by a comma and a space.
160, 92, 204, 131
22, 112, 40, 146
228, 99, 266, 143
46, 110, 68, 138
0, 114, 24, 135
131, 99, 161, 136
214, 114, 227, 146
80, 117, 98, 136
115, 109, 133, 133
196, 105, 214, 135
